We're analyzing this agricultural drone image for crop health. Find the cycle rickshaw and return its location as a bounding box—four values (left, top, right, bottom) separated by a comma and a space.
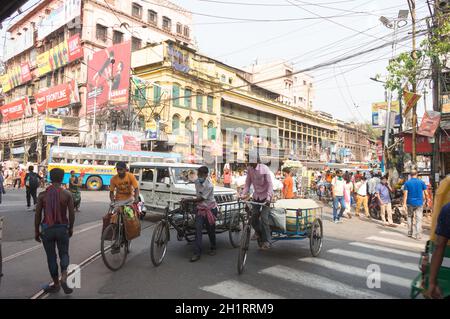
410, 176, 450, 299
237, 198, 323, 274
150, 200, 246, 266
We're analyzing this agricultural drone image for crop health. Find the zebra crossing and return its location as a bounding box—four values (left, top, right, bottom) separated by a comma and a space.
200, 229, 425, 299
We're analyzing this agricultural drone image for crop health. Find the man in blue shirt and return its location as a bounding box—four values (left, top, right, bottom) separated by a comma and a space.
428, 201, 450, 299
403, 170, 427, 239
375, 176, 394, 226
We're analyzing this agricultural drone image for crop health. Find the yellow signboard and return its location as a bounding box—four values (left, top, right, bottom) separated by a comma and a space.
0, 74, 11, 93
37, 51, 52, 76
443, 95, 450, 114
371, 101, 400, 113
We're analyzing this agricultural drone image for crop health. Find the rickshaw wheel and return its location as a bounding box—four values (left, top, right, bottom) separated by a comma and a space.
229, 214, 245, 248
309, 218, 323, 257
150, 221, 169, 267
237, 224, 251, 275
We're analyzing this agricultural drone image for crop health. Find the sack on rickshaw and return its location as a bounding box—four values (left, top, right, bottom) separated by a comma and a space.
123, 205, 141, 241
268, 208, 286, 232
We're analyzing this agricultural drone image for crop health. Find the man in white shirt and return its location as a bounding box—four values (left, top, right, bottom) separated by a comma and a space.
331, 170, 346, 224
354, 175, 370, 219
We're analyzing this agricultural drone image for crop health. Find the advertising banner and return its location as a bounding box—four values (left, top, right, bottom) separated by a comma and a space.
38, 0, 81, 41
403, 89, 422, 115
86, 41, 131, 114
37, 34, 83, 76
443, 95, 450, 114
145, 119, 158, 140
44, 118, 63, 136
0, 97, 29, 122
106, 131, 141, 151
0, 62, 32, 93
418, 111, 441, 137
371, 101, 400, 128
35, 80, 80, 112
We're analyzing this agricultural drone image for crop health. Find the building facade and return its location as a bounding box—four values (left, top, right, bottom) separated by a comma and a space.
243, 60, 315, 110
335, 120, 372, 163
0, 0, 193, 162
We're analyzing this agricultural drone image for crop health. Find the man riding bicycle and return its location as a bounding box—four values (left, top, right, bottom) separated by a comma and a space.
240, 154, 273, 250
109, 162, 140, 205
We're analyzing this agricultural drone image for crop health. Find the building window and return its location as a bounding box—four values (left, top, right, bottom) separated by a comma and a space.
184, 88, 192, 108
303, 80, 307, 85
148, 10, 157, 24
196, 92, 203, 111
132, 3, 142, 19
197, 119, 204, 143
183, 26, 190, 38
185, 117, 193, 140
207, 96, 214, 113
207, 121, 216, 140
131, 37, 141, 51
162, 16, 171, 31
113, 30, 123, 44
172, 84, 180, 106
176, 23, 182, 34
96, 24, 107, 42
172, 115, 180, 134
153, 84, 161, 105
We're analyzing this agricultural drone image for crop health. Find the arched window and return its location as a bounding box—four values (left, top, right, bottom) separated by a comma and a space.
172, 84, 180, 107
185, 117, 193, 145
207, 121, 216, 141
196, 91, 203, 111
197, 118, 204, 143
172, 114, 180, 135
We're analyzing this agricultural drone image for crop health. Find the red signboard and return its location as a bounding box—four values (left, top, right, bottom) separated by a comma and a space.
403, 133, 433, 154
20, 63, 32, 83
417, 111, 441, 137
67, 34, 83, 61
0, 97, 29, 122
122, 135, 141, 151
34, 80, 79, 112
86, 41, 131, 114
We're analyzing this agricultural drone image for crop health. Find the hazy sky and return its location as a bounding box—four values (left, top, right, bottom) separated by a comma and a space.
171, 0, 432, 123
1, 0, 432, 123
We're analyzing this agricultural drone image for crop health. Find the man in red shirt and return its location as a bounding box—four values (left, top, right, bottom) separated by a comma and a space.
282, 168, 294, 199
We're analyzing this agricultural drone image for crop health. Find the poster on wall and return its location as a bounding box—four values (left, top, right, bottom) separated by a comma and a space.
86, 41, 131, 114
106, 131, 141, 151
417, 111, 441, 137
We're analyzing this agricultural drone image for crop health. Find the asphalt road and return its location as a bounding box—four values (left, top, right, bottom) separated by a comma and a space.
0, 189, 429, 299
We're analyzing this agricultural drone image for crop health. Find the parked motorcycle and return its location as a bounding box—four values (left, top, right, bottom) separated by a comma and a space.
368, 190, 406, 224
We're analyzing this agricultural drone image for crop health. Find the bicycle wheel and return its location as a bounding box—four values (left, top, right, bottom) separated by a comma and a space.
237, 224, 251, 275
150, 221, 169, 267
229, 213, 245, 248
101, 223, 128, 271
309, 219, 323, 257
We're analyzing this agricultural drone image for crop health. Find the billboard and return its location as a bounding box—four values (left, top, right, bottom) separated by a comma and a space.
37, 34, 83, 77
38, 0, 81, 41
35, 80, 80, 112
0, 97, 30, 122
106, 131, 141, 151
417, 111, 441, 138
443, 95, 450, 114
86, 41, 131, 114
0, 62, 32, 93
371, 101, 400, 128
44, 118, 63, 136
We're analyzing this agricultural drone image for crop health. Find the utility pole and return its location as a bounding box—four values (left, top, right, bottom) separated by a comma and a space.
408, 0, 418, 164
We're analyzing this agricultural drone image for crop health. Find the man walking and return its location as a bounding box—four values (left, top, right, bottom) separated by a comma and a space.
403, 170, 427, 239
355, 176, 370, 219
375, 176, 394, 226
25, 166, 41, 211
282, 167, 294, 199
331, 170, 346, 224
35, 168, 75, 294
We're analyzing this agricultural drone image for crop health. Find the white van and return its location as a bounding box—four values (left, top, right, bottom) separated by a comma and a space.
130, 162, 237, 211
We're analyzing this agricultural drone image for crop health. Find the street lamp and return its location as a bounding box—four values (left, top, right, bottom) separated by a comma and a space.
378, 10, 409, 173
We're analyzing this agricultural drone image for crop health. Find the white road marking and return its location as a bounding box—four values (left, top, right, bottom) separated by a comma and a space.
3, 222, 102, 262
349, 242, 419, 258
379, 230, 409, 237
327, 248, 418, 271
365, 236, 425, 249
299, 258, 411, 288
259, 265, 395, 299
200, 280, 284, 299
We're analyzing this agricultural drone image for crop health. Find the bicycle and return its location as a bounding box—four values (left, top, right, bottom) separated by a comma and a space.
100, 199, 135, 271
